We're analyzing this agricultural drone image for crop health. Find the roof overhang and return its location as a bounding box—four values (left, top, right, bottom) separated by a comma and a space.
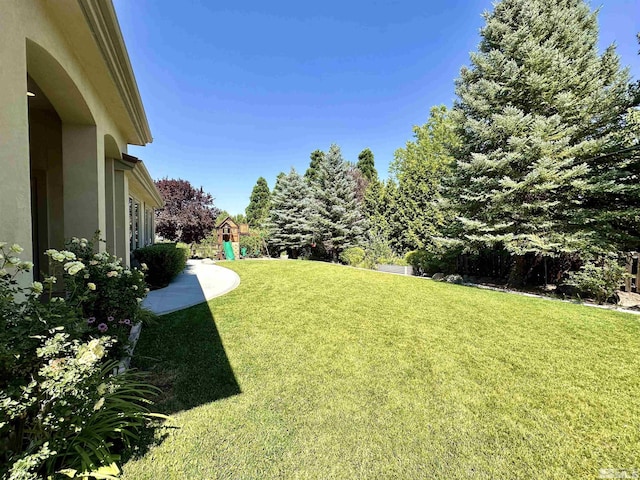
43, 0, 152, 145
119, 153, 164, 208
77, 0, 152, 144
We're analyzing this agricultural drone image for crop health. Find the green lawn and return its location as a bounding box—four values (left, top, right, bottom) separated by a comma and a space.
123, 260, 640, 479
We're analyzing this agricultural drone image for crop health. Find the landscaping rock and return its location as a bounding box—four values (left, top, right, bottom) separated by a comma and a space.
431, 273, 445, 281
615, 290, 640, 308
556, 284, 579, 297
445, 274, 464, 284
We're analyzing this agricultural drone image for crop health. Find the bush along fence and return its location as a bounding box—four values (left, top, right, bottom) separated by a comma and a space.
0, 238, 164, 479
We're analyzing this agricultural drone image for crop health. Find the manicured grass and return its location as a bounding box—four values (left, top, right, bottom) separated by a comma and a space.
124, 260, 640, 479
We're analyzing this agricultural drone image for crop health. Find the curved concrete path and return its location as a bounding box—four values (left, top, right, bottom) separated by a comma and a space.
142, 259, 240, 315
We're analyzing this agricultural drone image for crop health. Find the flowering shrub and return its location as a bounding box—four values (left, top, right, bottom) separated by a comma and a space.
46, 236, 150, 356
0, 242, 160, 479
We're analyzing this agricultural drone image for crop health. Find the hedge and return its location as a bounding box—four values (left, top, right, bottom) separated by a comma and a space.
134, 243, 188, 288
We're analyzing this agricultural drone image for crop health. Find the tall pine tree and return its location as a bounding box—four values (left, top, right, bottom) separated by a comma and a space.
245, 177, 271, 227
266, 168, 315, 257
447, 0, 635, 263
392, 105, 459, 253
356, 148, 378, 182
304, 150, 325, 183
313, 144, 365, 258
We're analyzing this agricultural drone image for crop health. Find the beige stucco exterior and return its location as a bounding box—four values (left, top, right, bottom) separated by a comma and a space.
0, 0, 162, 276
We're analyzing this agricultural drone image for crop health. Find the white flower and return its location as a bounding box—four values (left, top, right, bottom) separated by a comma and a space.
132, 285, 138, 290
144, 288, 150, 293
78, 338, 106, 365
87, 282, 96, 291
44, 276, 57, 285
51, 252, 65, 262
124, 270, 132, 276
61, 251, 76, 260
10, 244, 23, 253
106, 271, 118, 278
80, 242, 87, 248
31, 282, 43, 295
136, 298, 142, 303
80, 238, 88, 244
93, 397, 105, 411
64, 261, 85, 276
7, 257, 20, 265
141, 263, 148, 271
90, 260, 99, 265
0, 269, 8, 277
71, 237, 80, 244
18, 261, 33, 271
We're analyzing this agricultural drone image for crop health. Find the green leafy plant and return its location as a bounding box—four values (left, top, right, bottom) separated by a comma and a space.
133, 243, 188, 288
562, 255, 629, 304
339, 247, 366, 267
48, 236, 149, 356
239, 229, 267, 258
0, 242, 163, 479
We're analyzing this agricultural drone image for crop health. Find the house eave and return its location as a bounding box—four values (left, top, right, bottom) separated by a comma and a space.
77, 0, 152, 145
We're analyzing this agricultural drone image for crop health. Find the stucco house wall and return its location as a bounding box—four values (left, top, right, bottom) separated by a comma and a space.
0, 0, 161, 277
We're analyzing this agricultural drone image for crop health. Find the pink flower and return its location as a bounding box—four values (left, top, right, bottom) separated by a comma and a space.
107, 316, 114, 322
98, 323, 108, 332
87, 317, 96, 324
123, 318, 131, 325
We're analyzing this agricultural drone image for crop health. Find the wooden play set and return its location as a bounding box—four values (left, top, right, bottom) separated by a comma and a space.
216, 217, 250, 260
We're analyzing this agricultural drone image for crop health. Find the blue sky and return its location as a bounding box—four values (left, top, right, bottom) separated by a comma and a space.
113, 0, 639, 215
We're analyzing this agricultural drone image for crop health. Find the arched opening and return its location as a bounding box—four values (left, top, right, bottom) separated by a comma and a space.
26, 39, 95, 277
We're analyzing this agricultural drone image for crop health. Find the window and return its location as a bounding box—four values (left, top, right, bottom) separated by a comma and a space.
129, 197, 140, 252
144, 208, 154, 245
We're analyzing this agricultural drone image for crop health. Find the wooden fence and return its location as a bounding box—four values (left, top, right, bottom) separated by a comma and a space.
623, 252, 639, 293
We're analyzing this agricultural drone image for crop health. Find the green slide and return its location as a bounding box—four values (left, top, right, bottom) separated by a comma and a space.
223, 240, 235, 260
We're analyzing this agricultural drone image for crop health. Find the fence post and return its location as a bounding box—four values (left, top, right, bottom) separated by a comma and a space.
625, 253, 634, 292
634, 253, 639, 293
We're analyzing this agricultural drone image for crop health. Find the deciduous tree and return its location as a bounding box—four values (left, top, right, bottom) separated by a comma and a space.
155, 178, 220, 244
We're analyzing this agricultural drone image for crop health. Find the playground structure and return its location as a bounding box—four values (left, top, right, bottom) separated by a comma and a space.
216, 217, 250, 260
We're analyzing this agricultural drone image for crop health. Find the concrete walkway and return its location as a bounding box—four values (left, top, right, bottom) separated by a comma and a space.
142, 259, 241, 315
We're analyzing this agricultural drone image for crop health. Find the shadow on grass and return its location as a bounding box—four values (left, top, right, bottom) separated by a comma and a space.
131, 302, 241, 414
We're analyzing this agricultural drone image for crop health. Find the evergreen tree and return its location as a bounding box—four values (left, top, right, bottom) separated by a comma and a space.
363, 178, 405, 255
304, 150, 324, 183
356, 148, 378, 182
313, 144, 365, 258
447, 0, 635, 263
266, 168, 315, 257
392, 105, 459, 253
245, 177, 271, 226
